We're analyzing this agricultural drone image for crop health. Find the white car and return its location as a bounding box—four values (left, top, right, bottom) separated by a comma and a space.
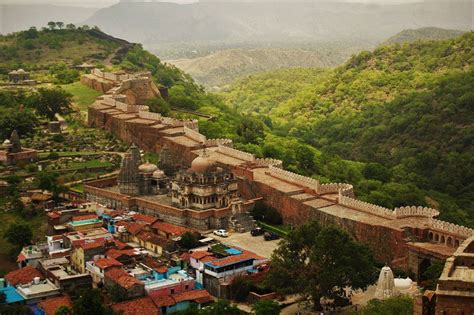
213, 229, 229, 237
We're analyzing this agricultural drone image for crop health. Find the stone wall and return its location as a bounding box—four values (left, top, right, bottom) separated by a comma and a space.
266, 165, 319, 193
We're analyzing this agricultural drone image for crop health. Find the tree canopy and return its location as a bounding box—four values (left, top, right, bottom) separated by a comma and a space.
266, 222, 378, 310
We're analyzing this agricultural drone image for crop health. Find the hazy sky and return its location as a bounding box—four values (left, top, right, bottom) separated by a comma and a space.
0, 0, 452, 7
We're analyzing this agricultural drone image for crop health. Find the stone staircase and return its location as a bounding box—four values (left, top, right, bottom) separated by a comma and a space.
230, 211, 256, 233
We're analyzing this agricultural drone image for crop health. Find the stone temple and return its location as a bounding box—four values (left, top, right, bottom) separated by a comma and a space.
86, 145, 256, 231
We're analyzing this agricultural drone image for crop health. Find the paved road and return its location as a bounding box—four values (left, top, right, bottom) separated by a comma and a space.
207, 231, 281, 258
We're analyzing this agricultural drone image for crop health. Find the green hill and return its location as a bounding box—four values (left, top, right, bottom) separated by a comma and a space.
382, 27, 465, 45
219, 33, 474, 226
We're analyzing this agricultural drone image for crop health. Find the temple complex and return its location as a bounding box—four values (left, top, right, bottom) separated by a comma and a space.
0, 130, 37, 165
83, 68, 474, 294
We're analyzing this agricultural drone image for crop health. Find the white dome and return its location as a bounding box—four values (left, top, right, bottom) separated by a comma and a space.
152, 169, 165, 178
3, 139, 11, 145
394, 277, 413, 290
139, 162, 158, 173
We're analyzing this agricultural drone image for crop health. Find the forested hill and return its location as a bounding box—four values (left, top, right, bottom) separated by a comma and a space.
382, 27, 465, 45
219, 33, 474, 226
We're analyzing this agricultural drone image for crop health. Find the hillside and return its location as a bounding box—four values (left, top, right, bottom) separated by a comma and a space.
84, 1, 471, 46
382, 27, 465, 45
219, 33, 474, 226
0, 27, 122, 72
166, 47, 357, 88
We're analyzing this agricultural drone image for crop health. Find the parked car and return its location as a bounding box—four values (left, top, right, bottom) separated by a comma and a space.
264, 231, 280, 241
213, 229, 229, 237
251, 227, 264, 236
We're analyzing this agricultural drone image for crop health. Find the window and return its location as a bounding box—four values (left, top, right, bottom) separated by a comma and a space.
171, 289, 175, 294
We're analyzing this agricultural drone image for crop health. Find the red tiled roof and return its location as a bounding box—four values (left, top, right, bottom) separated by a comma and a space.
16, 253, 26, 263
179, 252, 190, 261
105, 268, 143, 289
111, 296, 158, 315
47, 211, 60, 219
72, 214, 98, 221
136, 231, 169, 246
112, 239, 132, 250
207, 253, 256, 267
132, 213, 158, 225
116, 221, 145, 235
5, 266, 44, 286
106, 248, 137, 260
38, 296, 72, 315
152, 221, 191, 236
142, 257, 167, 273
75, 238, 105, 250
173, 289, 212, 304
190, 251, 213, 260
201, 256, 216, 263
150, 294, 176, 307
95, 257, 123, 270
150, 289, 212, 307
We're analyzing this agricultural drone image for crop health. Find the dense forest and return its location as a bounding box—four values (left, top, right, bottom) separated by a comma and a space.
218, 33, 474, 226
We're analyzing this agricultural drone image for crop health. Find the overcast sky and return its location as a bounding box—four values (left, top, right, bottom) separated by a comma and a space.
0, 0, 456, 8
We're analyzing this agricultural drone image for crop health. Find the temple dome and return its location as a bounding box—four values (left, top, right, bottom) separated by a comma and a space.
139, 162, 158, 173
374, 266, 396, 300
394, 277, 413, 290
189, 153, 217, 173
152, 169, 165, 178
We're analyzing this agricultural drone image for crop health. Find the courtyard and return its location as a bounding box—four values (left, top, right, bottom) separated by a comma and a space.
206, 231, 281, 259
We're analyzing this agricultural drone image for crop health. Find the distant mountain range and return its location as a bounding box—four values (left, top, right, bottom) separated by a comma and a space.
382, 27, 465, 45
166, 46, 361, 88
84, 1, 471, 46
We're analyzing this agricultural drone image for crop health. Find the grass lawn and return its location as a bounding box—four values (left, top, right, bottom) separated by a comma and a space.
69, 183, 84, 194
258, 221, 292, 236
38, 151, 101, 158
61, 81, 102, 111
68, 159, 113, 169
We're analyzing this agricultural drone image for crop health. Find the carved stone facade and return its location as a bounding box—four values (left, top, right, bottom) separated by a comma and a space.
171, 150, 238, 210
0, 130, 37, 165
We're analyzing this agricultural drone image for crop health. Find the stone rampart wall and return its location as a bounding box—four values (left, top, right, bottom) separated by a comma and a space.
320, 183, 354, 196
206, 138, 233, 147
267, 165, 319, 192
430, 219, 474, 238
217, 144, 255, 162
338, 194, 395, 219
254, 158, 283, 168
395, 206, 440, 219
184, 126, 206, 143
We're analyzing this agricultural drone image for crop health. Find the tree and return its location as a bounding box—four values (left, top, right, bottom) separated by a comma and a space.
4, 223, 33, 249
352, 296, 413, 315
178, 232, 200, 249
231, 276, 253, 302
252, 300, 280, 315
55, 306, 72, 315
266, 222, 377, 310
66, 23, 76, 30
236, 116, 265, 144
56, 22, 64, 30
108, 283, 128, 302
0, 304, 34, 315
422, 260, 444, 290
47, 21, 56, 30
36, 171, 65, 199
146, 97, 171, 116
201, 300, 242, 315
72, 289, 118, 315
32, 88, 72, 119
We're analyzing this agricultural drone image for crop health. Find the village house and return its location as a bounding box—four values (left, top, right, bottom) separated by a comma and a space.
16, 244, 48, 268
39, 257, 92, 294
104, 268, 145, 300
67, 214, 103, 231
86, 257, 123, 286
111, 296, 158, 315
150, 288, 212, 314
37, 295, 73, 315
70, 238, 107, 273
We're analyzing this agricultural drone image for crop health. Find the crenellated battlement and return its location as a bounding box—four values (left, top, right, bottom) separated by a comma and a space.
338, 194, 396, 219
266, 165, 320, 192
320, 183, 354, 196
217, 144, 255, 162
430, 219, 474, 238
395, 206, 440, 219
254, 158, 283, 168
206, 138, 233, 147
